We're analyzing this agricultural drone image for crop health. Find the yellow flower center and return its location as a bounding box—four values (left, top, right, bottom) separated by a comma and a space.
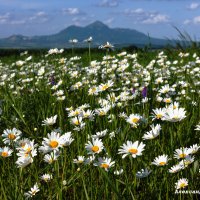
25, 153, 29, 157
132, 118, 139, 123
101, 163, 109, 169
74, 120, 80, 125
8, 133, 16, 140
92, 145, 99, 152
165, 99, 171, 103
49, 140, 59, 148
24, 147, 32, 154
179, 153, 186, 158
156, 114, 163, 119
102, 85, 108, 90
163, 89, 169, 93
91, 87, 97, 92
1, 152, 8, 157
159, 162, 166, 166
31, 190, 37, 195
173, 116, 179, 120
74, 111, 80, 115
128, 148, 138, 154
183, 161, 191, 166
179, 183, 187, 188
99, 111, 105, 116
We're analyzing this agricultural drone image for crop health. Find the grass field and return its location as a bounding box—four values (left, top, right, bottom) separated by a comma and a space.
0, 46, 199, 199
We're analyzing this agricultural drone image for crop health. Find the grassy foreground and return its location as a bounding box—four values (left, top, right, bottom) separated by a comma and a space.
0, 48, 199, 199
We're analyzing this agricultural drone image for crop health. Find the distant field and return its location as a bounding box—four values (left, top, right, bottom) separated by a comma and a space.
0, 47, 199, 199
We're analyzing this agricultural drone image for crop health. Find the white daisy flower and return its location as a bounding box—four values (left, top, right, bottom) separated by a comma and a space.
118, 141, 145, 159
152, 108, 166, 120
168, 164, 183, 173
0, 146, 13, 158
188, 144, 200, 154
40, 174, 53, 182
162, 107, 186, 122
142, 124, 161, 140
24, 183, 40, 199
94, 157, 115, 171
126, 114, 142, 128
42, 115, 57, 126
175, 178, 188, 190
195, 122, 200, 131
174, 147, 192, 159
39, 132, 63, 153
2, 128, 22, 144
16, 156, 33, 168
85, 138, 104, 154
178, 155, 195, 168
152, 154, 170, 166
43, 151, 60, 164
60, 132, 74, 146
73, 156, 85, 164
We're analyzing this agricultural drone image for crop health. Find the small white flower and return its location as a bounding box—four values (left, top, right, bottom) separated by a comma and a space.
118, 141, 145, 159
42, 115, 57, 126
24, 183, 40, 199
114, 169, 124, 175
40, 174, 53, 182
136, 168, 152, 178
85, 138, 104, 154
152, 155, 170, 166
94, 157, 115, 171
175, 178, 188, 190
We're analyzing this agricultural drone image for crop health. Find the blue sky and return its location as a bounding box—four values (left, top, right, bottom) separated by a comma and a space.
0, 0, 200, 40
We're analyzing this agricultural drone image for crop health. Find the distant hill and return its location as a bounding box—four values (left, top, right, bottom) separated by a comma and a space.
0, 21, 174, 49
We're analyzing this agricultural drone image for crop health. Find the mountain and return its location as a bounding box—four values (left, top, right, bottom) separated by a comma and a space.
0, 21, 172, 49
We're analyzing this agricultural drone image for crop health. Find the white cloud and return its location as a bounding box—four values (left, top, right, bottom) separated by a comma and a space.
123, 8, 169, 24
29, 11, 48, 23
104, 17, 114, 25
193, 16, 200, 24
97, 0, 118, 7
63, 8, 82, 15
0, 12, 26, 25
183, 16, 200, 25
183, 19, 191, 25
187, 2, 200, 10
72, 17, 90, 26
142, 14, 169, 24
0, 13, 10, 24
0, 11, 49, 25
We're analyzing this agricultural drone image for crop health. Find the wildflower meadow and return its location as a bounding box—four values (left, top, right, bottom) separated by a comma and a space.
0, 44, 199, 200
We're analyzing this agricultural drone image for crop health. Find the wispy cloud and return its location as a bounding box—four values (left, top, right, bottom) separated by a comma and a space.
104, 17, 114, 25
0, 11, 49, 25
187, 2, 200, 10
142, 14, 169, 24
184, 15, 200, 25
122, 8, 169, 24
62, 8, 85, 15
193, 16, 200, 24
96, 0, 118, 8
29, 11, 49, 23
0, 12, 26, 25
0, 12, 10, 24
72, 16, 92, 26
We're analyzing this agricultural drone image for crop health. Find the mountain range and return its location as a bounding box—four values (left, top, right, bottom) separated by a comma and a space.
0, 21, 173, 49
